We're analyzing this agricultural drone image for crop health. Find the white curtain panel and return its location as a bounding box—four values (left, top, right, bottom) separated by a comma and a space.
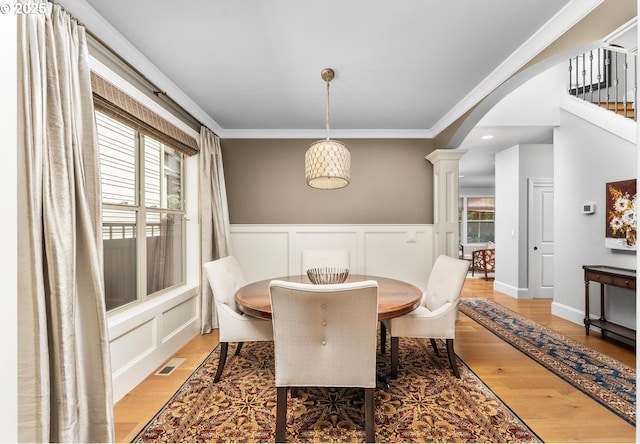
17, 3, 114, 442
199, 127, 231, 333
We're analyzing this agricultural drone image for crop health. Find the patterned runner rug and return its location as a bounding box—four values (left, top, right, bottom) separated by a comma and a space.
133, 337, 541, 442
459, 298, 636, 426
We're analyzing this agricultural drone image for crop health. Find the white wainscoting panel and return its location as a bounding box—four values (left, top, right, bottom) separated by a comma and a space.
110, 318, 156, 378
107, 286, 200, 402
231, 230, 290, 282
161, 295, 199, 342
230, 225, 434, 290
363, 230, 431, 290
296, 230, 359, 273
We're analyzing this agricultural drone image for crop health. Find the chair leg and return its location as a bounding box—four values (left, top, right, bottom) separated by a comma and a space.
429, 338, 439, 355
446, 338, 460, 378
235, 342, 243, 356
390, 337, 399, 379
275, 386, 288, 443
380, 322, 386, 354
214, 342, 229, 383
364, 387, 375, 443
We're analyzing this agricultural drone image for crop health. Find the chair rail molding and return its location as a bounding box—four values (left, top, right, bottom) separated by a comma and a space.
426, 149, 466, 259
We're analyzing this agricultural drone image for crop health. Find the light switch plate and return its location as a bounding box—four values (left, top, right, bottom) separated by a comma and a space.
406, 231, 417, 243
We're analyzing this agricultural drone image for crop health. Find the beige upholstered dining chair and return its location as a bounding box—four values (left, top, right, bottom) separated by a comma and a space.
269, 280, 379, 443
301, 248, 350, 272
203, 256, 273, 382
382, 255, 469, 379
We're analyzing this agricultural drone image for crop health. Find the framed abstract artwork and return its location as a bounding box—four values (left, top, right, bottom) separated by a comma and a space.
605, 179, 637, 251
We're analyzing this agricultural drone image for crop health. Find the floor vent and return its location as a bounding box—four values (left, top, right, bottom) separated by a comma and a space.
155, 357, 186, 376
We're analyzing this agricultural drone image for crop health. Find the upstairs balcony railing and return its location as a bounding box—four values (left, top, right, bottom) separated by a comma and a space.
568, 45, 637, 121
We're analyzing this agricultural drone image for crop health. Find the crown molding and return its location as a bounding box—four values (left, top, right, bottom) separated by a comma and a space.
219, 128, 435, 139
603, 17, 637, 45
426, 149, 467, 165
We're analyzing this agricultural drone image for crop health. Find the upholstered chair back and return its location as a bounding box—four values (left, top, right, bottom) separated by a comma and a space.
269, 280, 378, 388
301, 249, 350, 272
203, 255, 245, 313
422, 255, 470, 311
203, 256, 272, 381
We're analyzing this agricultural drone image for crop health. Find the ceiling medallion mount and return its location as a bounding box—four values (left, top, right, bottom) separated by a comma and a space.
304, 67, 351, 190
320, 68, 335, 82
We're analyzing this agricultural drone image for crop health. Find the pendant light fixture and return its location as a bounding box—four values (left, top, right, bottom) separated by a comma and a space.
305, 68, 351, 189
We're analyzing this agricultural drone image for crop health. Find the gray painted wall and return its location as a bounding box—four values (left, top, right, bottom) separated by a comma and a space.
494, 144, 554, 296
554, 111, 636, 329
495, 145, 520, 292
221, 139, 435, 224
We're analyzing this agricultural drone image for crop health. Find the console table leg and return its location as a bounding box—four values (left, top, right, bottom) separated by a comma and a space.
584, 280, 590, 335
599, 283, 606, 322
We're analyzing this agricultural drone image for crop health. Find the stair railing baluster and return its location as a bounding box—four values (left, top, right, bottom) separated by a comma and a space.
568, 58, 572, 93
567, 46, 636, 121
581, 53, 587, 101
575, 55, 579, 97
597, 48, 602, 104
623, 53, 628, 118
605, 51, 610, 109
589, 51, 594, 103
614, 51, 619, 111
634, 55, 637, 122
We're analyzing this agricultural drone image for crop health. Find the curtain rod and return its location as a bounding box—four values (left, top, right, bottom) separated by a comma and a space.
85, 28, 208, 134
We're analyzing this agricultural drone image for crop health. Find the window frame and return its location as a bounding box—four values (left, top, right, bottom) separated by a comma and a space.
97, 110, 187, 313
458, 195, 495, 246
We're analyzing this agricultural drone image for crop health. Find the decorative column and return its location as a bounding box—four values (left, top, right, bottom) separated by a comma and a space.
426, 149, 466, 260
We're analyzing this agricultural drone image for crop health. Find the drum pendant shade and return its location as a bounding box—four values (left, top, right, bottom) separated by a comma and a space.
305, 68, 350, 190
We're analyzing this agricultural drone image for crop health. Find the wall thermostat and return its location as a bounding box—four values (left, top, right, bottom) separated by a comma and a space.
582, 202, 595, 214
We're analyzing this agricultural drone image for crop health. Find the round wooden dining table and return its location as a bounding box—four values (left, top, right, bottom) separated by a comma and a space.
235, 274, 423, 321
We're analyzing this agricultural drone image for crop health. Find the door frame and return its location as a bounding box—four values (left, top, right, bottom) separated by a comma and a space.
528, 178, 554, 298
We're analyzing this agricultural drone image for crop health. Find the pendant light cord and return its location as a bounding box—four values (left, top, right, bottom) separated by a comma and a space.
325, 79, 331, 141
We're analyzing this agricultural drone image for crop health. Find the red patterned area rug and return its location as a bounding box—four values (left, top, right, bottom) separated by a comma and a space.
133, 338, 541, 443
459, 298, 636, 426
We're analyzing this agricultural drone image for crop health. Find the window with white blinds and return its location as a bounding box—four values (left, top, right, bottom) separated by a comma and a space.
96, 111, 185, 312
96, 112, 137, 207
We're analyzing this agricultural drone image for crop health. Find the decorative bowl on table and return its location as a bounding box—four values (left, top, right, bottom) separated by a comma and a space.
306, 267, 349, 284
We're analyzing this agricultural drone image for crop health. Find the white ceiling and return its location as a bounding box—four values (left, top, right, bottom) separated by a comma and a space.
458, 126, 554, 188
63, 0, 606, 187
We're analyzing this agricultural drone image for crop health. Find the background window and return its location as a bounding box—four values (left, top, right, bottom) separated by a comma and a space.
459, 196, 495, 244
96, 111, 185, 311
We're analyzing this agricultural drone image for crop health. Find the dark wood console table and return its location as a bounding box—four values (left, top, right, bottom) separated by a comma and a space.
583, 265, 636, 343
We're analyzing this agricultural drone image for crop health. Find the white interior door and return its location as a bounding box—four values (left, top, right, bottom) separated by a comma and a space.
528, 179, 554, 298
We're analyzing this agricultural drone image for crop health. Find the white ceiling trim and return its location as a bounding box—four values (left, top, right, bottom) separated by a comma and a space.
604, 17, 638, 47
430, 0, 604, 139
222, 128, 435, 140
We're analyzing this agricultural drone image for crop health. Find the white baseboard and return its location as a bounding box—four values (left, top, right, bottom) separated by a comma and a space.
551, 300, 588, 328
493, 280, 533, 299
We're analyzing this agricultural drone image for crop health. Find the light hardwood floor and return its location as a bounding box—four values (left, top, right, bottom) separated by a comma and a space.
114, 277, 636, 443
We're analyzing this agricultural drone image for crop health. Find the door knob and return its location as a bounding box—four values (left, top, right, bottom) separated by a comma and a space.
533, 246, 538, 250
